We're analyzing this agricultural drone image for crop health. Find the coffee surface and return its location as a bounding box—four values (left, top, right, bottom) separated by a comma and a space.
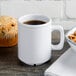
23, 20, 46, 25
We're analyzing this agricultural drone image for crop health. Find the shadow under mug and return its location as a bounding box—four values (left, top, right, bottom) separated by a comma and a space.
18, 14, 64, 66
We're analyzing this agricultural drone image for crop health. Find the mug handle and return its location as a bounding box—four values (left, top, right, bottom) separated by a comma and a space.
51, 25, 64, 50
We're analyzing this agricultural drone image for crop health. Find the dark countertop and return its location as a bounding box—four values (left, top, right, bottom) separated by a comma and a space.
0, 42, 70, 76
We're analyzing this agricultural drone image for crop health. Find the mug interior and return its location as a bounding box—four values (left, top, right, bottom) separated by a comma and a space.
19, 14, 50, 25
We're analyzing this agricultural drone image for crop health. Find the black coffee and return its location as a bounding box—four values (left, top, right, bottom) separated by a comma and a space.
23, 20, 46, 25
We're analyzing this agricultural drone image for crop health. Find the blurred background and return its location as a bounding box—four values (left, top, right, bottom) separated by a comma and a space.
0, 0, 76, 42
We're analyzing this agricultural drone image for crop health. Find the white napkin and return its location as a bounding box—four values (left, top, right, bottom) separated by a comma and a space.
45, 48, 76, 76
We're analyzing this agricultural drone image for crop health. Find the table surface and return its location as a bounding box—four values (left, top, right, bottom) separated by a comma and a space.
0, 42, 70, 76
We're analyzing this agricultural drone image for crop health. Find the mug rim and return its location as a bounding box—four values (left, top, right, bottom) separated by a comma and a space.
18, 14, 51, 27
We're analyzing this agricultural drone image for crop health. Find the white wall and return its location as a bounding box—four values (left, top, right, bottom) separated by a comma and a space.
0, 0, 76, 30
0, 1, 63, 18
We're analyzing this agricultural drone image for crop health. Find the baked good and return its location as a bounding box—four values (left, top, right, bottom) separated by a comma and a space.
68, 31, 76, 43
0, 16, 18, 47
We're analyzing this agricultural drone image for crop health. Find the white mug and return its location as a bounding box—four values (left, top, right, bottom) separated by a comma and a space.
18, 14, 64, 65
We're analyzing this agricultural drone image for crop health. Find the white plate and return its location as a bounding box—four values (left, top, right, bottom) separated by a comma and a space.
45, 48, 76, 76
66, 27, 76, 52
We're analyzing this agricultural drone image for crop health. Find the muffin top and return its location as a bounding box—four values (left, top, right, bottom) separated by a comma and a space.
0, 16, 18, 39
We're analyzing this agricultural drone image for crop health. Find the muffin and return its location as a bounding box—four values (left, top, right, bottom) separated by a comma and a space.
0, 16, 18, 47
68, 31, 76, 43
